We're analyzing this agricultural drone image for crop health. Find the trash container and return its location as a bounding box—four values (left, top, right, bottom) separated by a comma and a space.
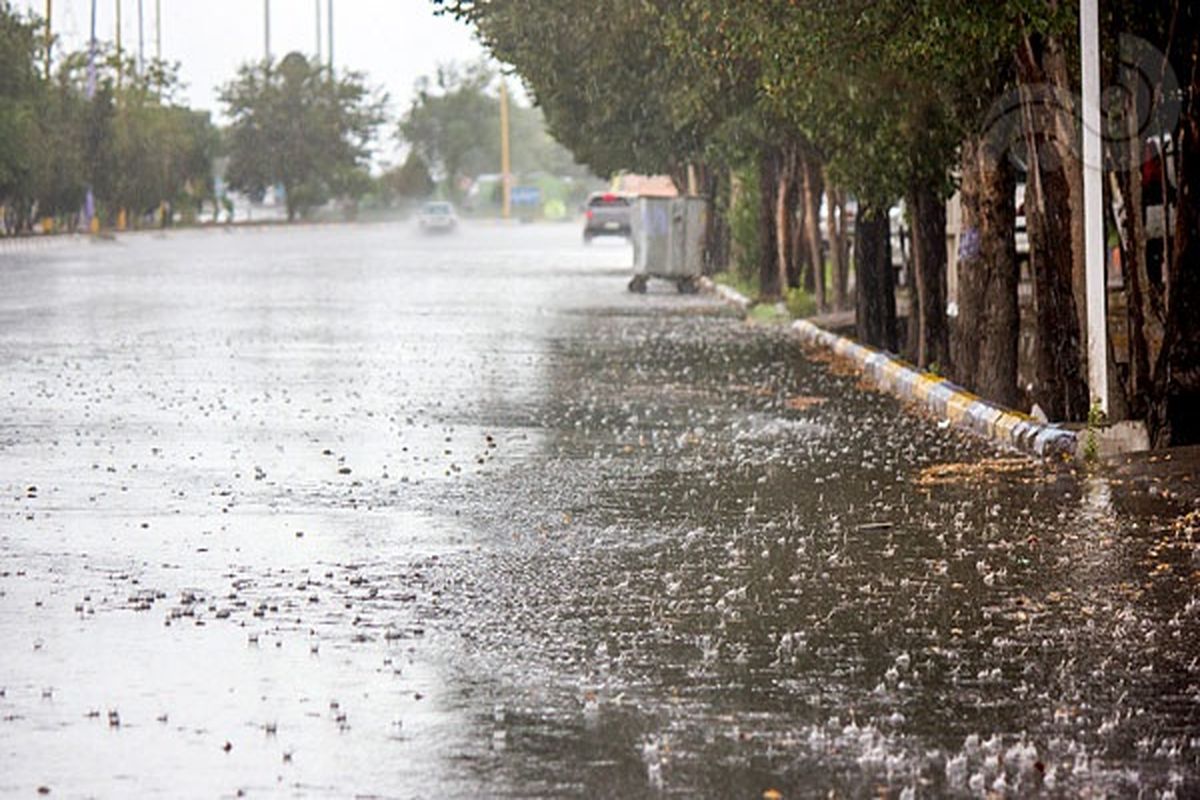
629, 197, 706, 293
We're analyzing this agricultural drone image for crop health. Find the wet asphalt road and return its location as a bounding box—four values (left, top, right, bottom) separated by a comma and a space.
1, 223, 1198, 798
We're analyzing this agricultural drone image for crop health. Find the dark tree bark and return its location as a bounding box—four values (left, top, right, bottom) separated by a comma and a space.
802, 155, 827, 311
909, 180, 951, 370
952, 135, 1020, 408
758, 148, 783, 299
697, 162, 728, 274
1150, 18, 1200, 446
855, 205, 897, 351
788, 163, 805, 289
775, 145, 801, 293
1016, 32, 1090, 421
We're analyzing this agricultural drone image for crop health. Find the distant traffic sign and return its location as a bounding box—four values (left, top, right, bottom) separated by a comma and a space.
511, 186, 542, 207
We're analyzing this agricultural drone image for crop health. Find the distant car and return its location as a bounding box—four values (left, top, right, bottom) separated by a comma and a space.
417, 201, 458, 233
582, 192, 632, 242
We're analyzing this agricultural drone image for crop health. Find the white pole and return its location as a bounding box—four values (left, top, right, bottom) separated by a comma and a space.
137, 0, 143, 75
315, 0, 321, 60
1080, 0, 1108, 415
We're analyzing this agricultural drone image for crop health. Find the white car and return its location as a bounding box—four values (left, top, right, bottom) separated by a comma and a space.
417, 201, 458, 233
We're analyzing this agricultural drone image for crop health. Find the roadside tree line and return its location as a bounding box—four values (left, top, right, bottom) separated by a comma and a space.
0, 1, 585, 230
439, 0, 1200, 448
0, 4, 215, 232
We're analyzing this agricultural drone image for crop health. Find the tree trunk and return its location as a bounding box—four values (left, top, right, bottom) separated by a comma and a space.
775, 148, 794, 297
697, 162, 727, 274
758, 149, 783, 299
1149, 20, 1200, 446
830, 183, 850, 309
827, 178, 846, 311
1016, 32, 1090, 421
788, 164, 805, 289
909, 180, 951, 370
802, 155, 826, 311
952, 135, 1020, 408
855, 205, 897, 351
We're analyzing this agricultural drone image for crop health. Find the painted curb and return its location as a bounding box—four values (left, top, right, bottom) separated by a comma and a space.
698, 276, 752, 311
791, 319, 1078, 458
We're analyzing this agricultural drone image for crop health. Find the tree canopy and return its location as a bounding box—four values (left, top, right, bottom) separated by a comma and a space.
220, 52, 387, 221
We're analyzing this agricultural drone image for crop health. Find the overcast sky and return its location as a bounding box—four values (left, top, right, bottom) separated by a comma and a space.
21, 0, 493, 164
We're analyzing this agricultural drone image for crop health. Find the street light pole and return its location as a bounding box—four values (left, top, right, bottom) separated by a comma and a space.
1080, 0, 1108, 415
327, 0, 333, 71
315, 0, 321, 61
264, 0, 270, 63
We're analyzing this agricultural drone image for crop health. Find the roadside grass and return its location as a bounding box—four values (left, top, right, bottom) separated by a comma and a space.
712, 270, 757, 301
713, 269, 818, 322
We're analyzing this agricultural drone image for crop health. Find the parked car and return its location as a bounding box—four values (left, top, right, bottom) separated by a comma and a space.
582, 192, 632, 242
417, 201, 458, 233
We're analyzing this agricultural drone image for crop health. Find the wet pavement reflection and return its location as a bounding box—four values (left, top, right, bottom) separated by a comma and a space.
1, 223, 1197, 797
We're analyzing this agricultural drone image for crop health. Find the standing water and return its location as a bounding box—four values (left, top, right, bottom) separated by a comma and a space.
0, 223, 1197, 797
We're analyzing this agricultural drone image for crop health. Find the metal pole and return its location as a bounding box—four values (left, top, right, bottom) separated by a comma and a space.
264, 0, 270, 62
87, 0, 96, 98
85, 0, 97, 232
155, 0, 160, 63
1080, 0, 1108, 414
44, 0, 51, 80
115, 0, 122, 89
327, 0, 333, 71
500, 81, 511, 219
137, 0, 143, 76
315, 0, 321, 61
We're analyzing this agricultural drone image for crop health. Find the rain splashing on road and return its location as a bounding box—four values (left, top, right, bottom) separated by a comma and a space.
1, 223, 1197, 797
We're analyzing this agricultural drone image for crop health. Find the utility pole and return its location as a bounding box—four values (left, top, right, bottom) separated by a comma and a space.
155, 0, 161, 63
327, 0, 333, 71
315, 0, 322, 61
85, 0, 97, 233
264, 0, 271, 63
1080, 0, 1108, 415
43, 0, 51, 80
137, 0, 144, 76
500, 81, 511, 220
115, 0, 122, 90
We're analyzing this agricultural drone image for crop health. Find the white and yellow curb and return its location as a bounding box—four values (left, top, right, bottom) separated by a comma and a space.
791, 319, 1077, 457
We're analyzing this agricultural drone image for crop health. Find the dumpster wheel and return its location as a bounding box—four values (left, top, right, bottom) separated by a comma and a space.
676, 277, 699, 294
628, 275, 649, 294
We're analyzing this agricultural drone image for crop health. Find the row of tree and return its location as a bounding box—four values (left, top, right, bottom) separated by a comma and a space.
1, 1, 585, 230
440, 0, 1200, 447
0, 4, 216, 232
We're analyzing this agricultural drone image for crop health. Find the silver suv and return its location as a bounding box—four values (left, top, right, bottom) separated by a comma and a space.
582, 192, 632, 243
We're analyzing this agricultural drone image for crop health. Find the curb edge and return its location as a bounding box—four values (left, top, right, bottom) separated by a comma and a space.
790, 319, 1078, 459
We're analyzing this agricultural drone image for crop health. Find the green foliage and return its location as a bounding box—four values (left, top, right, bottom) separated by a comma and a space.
747, 302, 790, 325
728, 165, 760, 285
220, 52, 387, 221
397, 60, 593, 202
785, 286, 818, 319
0, 2, 217, 232
437, 1, 706, 181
